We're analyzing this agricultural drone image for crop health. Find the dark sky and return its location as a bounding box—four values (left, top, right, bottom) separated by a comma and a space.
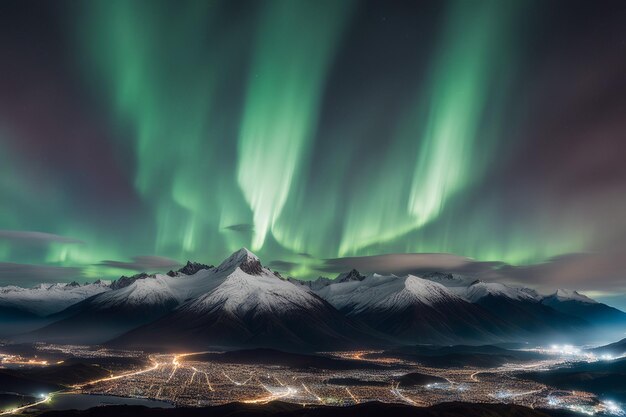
1, 0, 625, 307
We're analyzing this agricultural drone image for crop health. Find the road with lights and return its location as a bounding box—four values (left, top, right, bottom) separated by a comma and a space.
0, 394, 52, 415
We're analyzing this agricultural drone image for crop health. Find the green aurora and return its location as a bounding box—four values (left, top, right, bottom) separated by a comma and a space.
0, 0, 613, 284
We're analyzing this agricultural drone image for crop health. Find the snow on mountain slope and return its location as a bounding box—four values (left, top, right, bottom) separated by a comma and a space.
13, 247, 611, 348
335, 269, 366, 283
86, 249, 261, 312
463, 282, 590, 339
541, 289, 626, 330
550, 289, 597, 304
214, 247, 260, 272
0, 281, 111, 316
456, 280, 541, 303
89, 269, 218, 310
312, 272, 589, 344
183, 268, 324, 316
20, 252, 263, 344
111, 249, 376, 351
314, 273, 510, 344
26, 248, 371, 348
421, 272, 477, 288
289, 276, 333, 291
316, 274, 463, 314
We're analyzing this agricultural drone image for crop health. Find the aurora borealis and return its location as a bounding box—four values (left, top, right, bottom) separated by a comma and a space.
1, 0, 626, 304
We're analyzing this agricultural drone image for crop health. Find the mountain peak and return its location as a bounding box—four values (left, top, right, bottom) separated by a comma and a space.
421, 272, 477, 288
110, 272, 154, 290
336, 269, 365, 283
553, 288, 597, 304
169, 260, 214, 276
461, 280, 540, 303
215, 248, 263, 275
228, 247, 259, 262
292, 276, 333, 291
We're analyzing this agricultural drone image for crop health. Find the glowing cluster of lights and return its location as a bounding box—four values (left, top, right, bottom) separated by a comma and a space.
539, 344, 625, 363
603, 400, 626, 417
549, 344, 583, 355
547, 395, 625, 416
0, 355, 50, 367
493, 390, 515, 399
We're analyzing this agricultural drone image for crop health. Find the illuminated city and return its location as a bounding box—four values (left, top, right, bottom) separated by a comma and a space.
0, 343, 623, 416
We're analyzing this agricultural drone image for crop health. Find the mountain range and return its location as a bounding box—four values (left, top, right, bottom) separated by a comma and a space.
2, 248, 625, 351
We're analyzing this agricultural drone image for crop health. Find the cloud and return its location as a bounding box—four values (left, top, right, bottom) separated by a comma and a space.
0, 230, 84, 245
490, 252, 626, 292
268, 260, 299, 270
99, 256, 181, 271
322, 251, 626, 294
297, 252, 314, 258
322, 253, 502, 276
223, 223, 254, 233
0, 262, 83, 286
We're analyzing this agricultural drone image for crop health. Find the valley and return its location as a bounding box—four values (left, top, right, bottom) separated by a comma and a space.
0, 343, 624, 416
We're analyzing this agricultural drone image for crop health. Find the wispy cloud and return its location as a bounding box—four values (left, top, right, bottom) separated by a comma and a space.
322, 253, 502, 275
268, 260, 299, 270
322, 251, 626, 294
99, 256, 181, 271
0, 230, 84, 245
490, 252, 626, 292
223, 224, 254, 233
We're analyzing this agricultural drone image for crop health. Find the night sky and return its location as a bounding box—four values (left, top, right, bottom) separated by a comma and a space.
1, 0, 625, 307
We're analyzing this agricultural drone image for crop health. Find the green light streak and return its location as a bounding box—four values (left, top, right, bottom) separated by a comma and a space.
338, 0, 518, 256
237, 0, 353, 250
407, 0, 511, 225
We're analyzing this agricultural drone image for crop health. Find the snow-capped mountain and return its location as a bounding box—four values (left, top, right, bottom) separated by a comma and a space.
167, 260, 213, 277
291, 270, 366, 292
288, 276, 333, 291
454, 280, 541, 303
0, 280, 110, 316
316, 274, 460, 312
9, 249, 623, 348
548, 289, 597, 304
335, 269, 366, 283
542, 289, 626, 328
420, 271, 477, 288
314, 273, 510, 344
416, 276, 589, 337
22, 249, 373, 349
181, 268, 321, 317
433, 279, 589, 339
305, 270, 595, 343
111, 249, 376, 351
22, 258, 228, 344
0, 280, 111, 337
